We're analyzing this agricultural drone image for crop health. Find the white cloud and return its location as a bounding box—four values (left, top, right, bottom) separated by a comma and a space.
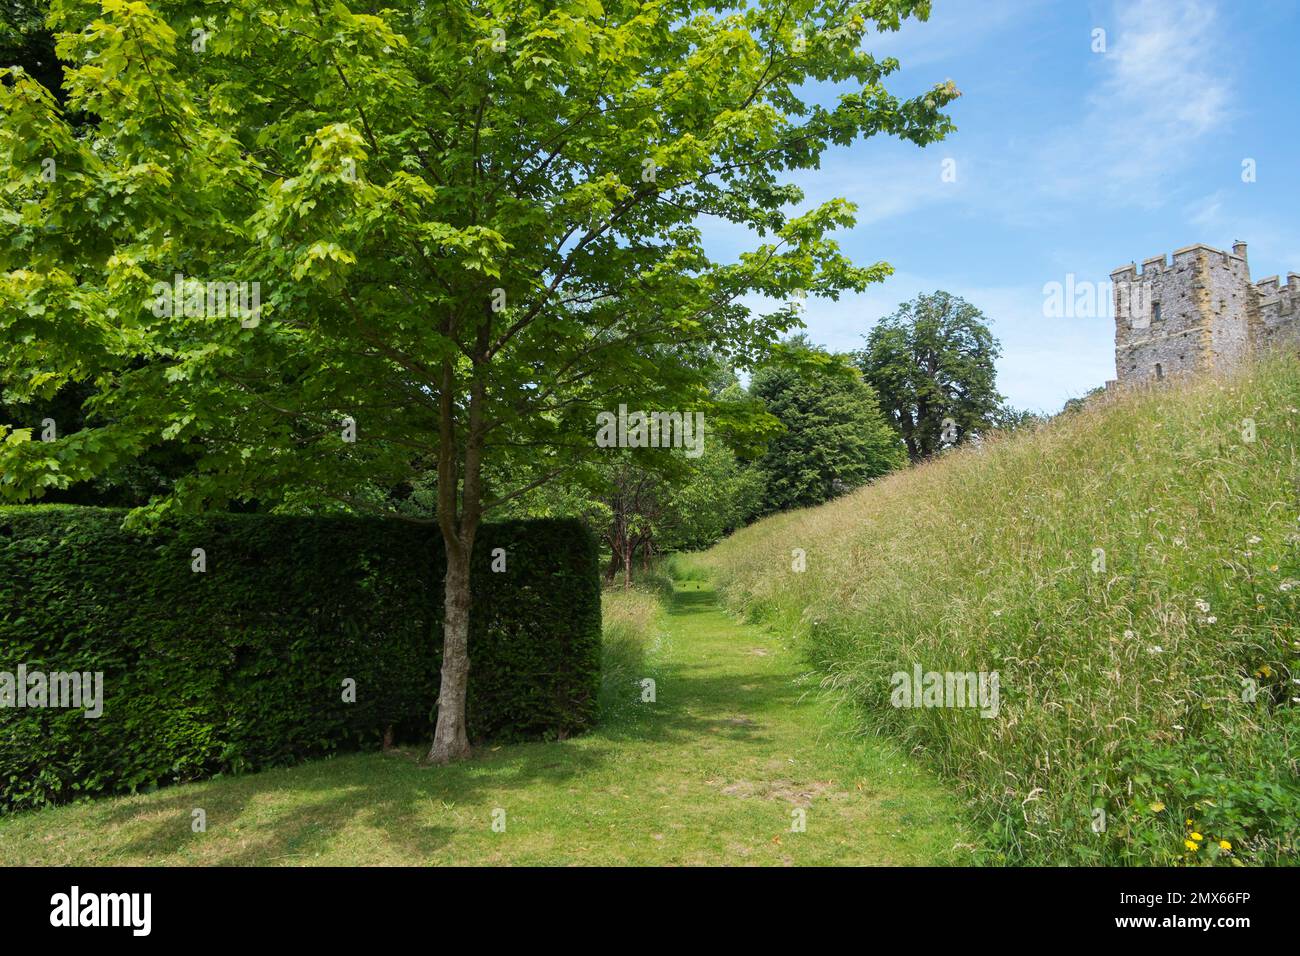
792, 153, 966, 227
1033, 0, 1232, 204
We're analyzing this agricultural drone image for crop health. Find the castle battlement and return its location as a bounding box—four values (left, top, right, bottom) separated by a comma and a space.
1255, 273, 1300, 296
1111, 241, 1299, 385
1256, 274, 1300, 326
1171, 243, 1245, 268
1113, 244, 1248, 282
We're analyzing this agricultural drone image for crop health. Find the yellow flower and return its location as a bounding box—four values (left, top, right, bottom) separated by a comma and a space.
1185, 819, 1194, 825
1218, 840, 1232, 851
1191, 832, 1203, 841
1184, 840, 1199, 851
1149, 801, 1166, 813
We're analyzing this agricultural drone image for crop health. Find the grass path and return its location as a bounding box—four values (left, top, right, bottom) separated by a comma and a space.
0, 580, 970, 865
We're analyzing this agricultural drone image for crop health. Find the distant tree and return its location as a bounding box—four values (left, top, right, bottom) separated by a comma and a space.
1059, 386, 1108, 416
988, 403, 1045, 434
656, 441, 763, 553
856, 291, 1003, 462
749, 337, 904, 514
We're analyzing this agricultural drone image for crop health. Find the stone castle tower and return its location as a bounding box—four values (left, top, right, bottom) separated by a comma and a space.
1110, 242, 1300, 385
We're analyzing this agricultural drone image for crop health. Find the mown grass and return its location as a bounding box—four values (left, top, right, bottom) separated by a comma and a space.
0, 578, 968, 865
695, 355, 1300, 865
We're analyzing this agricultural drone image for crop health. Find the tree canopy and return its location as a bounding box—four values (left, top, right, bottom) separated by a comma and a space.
1, 0, 957, 761
856, 290, 1001, 462
749, 336, 903, 513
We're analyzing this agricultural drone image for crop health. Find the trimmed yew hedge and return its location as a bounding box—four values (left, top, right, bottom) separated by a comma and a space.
0, 506, 600, 812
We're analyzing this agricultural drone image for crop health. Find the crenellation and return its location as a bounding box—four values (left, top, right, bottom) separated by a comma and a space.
1112, 242, 1300, 384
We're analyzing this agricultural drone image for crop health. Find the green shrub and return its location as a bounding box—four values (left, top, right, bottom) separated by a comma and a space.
0, 507, 600, 812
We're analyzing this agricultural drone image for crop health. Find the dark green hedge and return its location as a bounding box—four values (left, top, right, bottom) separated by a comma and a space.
0, 506, 600, 812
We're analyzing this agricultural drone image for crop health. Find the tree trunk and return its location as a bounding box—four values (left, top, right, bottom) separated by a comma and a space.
622, 538, 633, 589
427, 323, 488, 765
429, 543, 473, 763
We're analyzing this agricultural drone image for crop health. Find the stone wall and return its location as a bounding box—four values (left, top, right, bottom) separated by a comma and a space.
1111, 242, 1298, 384
1256, 274, 1300, 350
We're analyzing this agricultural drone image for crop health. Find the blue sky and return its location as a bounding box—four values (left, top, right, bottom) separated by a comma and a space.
702, 0, 1300, 413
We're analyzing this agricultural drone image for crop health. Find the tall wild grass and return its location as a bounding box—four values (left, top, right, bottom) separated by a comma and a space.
599, 584, 664, 723
699, 355, 1300, 864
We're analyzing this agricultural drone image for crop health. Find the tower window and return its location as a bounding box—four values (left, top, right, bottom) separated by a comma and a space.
1155, 363, 1164, 380
1152, 302, 1162, 322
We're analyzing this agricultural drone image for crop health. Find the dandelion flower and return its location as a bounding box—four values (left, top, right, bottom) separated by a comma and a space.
1191, 832, 1203, 841
1184, 840, 1199, 851
1150, 802, 1165, 813
1218, 840, 1232, 851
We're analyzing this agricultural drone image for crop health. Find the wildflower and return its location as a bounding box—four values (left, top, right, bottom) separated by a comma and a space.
1205, 615, 1217, 624
1149, 802, 1165, 813
1218, 840, 1232, 852
1184, 840, 1199, 851
1123, 629, 1135, 639
1191, 832, 1203, 841
1247, 535, 1262, 545
1147, 645, 1164, 654
1185, 819, 1194, 826
1195, 599, 1211, 614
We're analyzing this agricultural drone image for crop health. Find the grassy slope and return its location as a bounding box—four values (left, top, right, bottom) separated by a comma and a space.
696, 356, 1300, 865
0, 581, 967, 865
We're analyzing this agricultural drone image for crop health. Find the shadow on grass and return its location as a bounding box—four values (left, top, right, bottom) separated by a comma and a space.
30, 578, 782, 864
96, 738, 618, 864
